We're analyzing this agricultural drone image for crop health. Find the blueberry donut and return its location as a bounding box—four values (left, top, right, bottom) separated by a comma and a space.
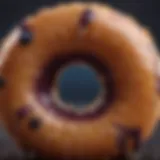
0, 2, 159, 159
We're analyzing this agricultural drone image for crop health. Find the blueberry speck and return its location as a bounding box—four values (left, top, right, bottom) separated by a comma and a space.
80, 9, 94, 28
0, 76, 5, 88
16, 107, 30, 119
116, 125, 141, 153
28, 118, 41, 130
20, 25, 32, 45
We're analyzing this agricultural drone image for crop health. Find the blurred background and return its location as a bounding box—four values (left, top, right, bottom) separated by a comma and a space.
0, 0, 160, 159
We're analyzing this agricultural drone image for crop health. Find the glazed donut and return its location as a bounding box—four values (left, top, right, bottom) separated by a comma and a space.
0, 2, 159, 159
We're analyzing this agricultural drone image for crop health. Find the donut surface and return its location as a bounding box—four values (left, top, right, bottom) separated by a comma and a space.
0, 2, 159, 159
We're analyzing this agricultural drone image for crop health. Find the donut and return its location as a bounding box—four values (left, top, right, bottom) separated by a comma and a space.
0, 2, 159, 159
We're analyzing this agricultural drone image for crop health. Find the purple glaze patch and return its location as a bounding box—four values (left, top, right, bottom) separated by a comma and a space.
19, 22, 32, 45
79, 9, 94, 28
16, 106, 31, 120
116, 125, 141, 154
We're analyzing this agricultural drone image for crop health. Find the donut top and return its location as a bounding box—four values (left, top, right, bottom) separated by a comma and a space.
0, 2, 159, 158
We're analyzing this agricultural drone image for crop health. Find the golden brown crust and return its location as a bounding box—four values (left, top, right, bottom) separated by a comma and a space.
0, 2, 159, 158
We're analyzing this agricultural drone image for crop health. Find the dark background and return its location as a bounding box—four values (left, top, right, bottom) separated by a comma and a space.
0, 0, 159, 46
0, 0, 160, 159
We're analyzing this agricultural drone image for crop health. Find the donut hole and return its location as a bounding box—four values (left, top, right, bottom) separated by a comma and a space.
57, 64, 103, 106
52, 63, 105, 114
36, 54, 114, 119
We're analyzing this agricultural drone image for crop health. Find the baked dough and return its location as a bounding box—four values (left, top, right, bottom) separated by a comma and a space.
0, 2, 159, 159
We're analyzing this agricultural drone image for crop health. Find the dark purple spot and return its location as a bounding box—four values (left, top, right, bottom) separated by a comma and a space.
79, 9, 94, 28
16, 107, 30, 119
28, 118, 41, 130
116, 125, 141, 154
0, 76, 5, 88
19, 23, 32, 45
